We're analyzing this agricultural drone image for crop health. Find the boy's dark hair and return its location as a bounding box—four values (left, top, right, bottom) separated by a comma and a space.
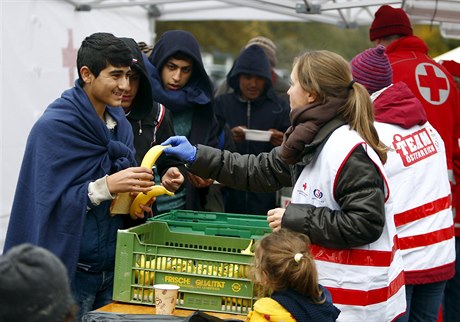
77, 32, 132, 80
170, 51, 193, 64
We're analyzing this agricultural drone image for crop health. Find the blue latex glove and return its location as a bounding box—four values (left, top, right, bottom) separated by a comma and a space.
161, 136, 197, 163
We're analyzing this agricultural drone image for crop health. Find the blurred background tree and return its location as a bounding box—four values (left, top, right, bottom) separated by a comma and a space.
156, 20, 460, 83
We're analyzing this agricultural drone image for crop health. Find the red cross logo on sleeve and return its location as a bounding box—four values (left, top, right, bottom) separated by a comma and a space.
415, 63, 450, 105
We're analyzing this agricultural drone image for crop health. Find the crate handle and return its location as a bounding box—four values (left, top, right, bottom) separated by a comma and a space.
204, 227, 251, 238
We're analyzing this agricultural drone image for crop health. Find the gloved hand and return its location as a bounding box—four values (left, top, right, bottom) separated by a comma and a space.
161, 136, 197, 163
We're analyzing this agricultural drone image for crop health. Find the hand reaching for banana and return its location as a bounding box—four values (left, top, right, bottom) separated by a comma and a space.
109, 145, 175, 219
129, 145, 175, 218
161, 167, 184, 192
187, 173, 214, 189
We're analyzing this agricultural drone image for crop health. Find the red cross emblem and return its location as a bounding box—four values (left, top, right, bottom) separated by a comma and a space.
415, 63, 450, 105
302, 182, 307, 190
61, 29, 77, 87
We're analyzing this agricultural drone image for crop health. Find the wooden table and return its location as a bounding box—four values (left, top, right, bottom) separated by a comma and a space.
98, 301, 246, 320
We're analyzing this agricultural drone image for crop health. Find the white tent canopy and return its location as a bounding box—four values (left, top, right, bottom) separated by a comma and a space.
64, 0, 460, 42
434, 46, 460, 62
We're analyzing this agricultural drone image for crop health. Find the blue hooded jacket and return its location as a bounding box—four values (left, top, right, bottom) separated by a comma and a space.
147, 29, 220, 149
147, 30, 221, 211
4, 80, 136, 278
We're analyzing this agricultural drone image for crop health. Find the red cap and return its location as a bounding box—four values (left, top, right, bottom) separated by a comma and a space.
369, 5, 413, 41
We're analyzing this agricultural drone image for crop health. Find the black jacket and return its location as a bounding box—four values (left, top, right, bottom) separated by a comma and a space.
120, 38, 184, 221
187, 117, 386, 249
121, 38, 181, 173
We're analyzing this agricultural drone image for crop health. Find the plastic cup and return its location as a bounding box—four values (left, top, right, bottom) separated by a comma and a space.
153, 284, 180, 315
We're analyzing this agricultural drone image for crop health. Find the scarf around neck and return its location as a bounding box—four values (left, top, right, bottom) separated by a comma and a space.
280, 97, 345, 164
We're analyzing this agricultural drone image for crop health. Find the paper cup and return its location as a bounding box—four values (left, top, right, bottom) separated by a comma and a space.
153, 284, 180, 315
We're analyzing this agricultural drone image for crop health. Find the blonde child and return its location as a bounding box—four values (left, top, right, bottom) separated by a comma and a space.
246, 228, 340, 322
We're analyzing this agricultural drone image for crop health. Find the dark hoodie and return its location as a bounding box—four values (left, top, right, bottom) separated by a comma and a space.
120, 38, 183, 218
217, 45, 290, 155
373, 82, 427, 128
120, 38, 178, 166
147, 30, 218, 142
147, 30, 221, 211
215, 45, 290, 216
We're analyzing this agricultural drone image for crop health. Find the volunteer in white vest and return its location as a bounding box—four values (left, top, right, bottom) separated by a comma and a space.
161, 50, 406, 322
351, 45, 455, 322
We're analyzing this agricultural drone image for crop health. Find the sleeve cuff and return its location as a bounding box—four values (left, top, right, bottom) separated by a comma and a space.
88, 175, 115, 206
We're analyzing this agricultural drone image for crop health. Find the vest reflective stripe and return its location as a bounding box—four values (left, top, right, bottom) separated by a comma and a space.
398, 226, 454, 249
291, 125, 405, 321
326, 269, 405, 306
394, 195, 451, 226
311, 235, 399, 267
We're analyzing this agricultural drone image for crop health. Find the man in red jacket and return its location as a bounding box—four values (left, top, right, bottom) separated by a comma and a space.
369, 5, 460, 322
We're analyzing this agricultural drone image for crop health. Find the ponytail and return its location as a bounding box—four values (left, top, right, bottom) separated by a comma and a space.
295, 50, 388, 164
342, 81, 388, 163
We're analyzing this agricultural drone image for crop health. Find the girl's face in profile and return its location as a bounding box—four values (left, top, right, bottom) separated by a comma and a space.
287, 64, 316, 110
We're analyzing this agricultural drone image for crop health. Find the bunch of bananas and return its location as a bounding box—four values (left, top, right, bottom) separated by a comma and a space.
134, 255, 249, 285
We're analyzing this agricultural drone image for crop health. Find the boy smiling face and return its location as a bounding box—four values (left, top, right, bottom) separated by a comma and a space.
81, 64, 131, 115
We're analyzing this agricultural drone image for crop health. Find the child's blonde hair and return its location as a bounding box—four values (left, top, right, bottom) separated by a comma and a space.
293, 50, 388, 163
253, 228, 325, 304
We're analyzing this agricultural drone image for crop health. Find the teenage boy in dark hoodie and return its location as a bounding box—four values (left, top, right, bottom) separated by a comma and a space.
214, 44, 290, 216
147, 30, 221, 212
120, 37, 184, 214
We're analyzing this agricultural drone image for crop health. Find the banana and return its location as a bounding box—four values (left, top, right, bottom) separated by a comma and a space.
222, 296, 249, 307
241, 239, 254, 255
135, 255, 155, 285
128, 144, 173, 219
140, 145, 170, 169
130, 185, 174, 217
133, 287, 153, 302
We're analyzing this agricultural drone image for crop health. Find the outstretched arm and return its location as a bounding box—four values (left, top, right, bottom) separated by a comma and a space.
162, 136, 291, 192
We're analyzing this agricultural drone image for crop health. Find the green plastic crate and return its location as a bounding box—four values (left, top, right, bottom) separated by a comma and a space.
113, 221, 266, 315
149, 210, 271, 239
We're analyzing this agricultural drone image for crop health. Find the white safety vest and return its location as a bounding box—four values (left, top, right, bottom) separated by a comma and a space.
375, 121, 455, 283
291, 125, 406, 322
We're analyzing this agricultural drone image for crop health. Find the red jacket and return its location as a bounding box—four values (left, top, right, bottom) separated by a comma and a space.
386, 36, 460, 236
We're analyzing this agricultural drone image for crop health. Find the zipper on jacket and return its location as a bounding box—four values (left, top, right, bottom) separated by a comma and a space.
137, 120, 142, 135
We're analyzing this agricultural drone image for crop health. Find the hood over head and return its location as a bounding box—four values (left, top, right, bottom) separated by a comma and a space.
227, 44, 272, 93
120, 37, 153, 120
373, 81, 427, 128
148, 30, 213, 97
